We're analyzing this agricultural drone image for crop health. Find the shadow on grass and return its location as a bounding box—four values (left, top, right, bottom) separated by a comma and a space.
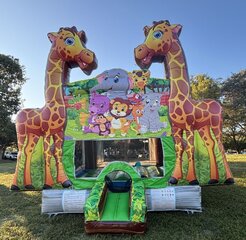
228, 161, 246, 178
0, 159, 16, 174
0, 183, 89, 240
0, 161, 245, 240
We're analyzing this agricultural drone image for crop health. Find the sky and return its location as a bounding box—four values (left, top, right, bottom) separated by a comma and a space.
1, 0, 246, 108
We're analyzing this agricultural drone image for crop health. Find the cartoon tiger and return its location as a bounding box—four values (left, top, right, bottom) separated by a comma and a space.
131, 103, 144, 134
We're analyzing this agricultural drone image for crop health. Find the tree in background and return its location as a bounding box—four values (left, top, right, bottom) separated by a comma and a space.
0, 54, 26, 156
222, 70, 246, 152
190, 74, 221, 101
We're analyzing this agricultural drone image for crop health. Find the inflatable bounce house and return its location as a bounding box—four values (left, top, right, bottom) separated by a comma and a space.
11, 21, 234, 234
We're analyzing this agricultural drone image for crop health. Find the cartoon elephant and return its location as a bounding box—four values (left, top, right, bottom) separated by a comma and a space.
90, 68, 132, 99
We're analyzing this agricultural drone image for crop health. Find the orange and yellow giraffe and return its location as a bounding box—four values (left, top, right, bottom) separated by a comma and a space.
134, 20, 234, 185
11, 27, 97, 190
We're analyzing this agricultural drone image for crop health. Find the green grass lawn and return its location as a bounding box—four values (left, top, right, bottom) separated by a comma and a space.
0, 156, 245, 240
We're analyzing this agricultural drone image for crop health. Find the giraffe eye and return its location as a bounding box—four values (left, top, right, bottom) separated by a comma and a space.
65, 37, 75, 45
153, 30, 163, 39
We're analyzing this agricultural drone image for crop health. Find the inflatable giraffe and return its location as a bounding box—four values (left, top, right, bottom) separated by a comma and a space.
11, 27, 97, 190
134, 20, 234, 185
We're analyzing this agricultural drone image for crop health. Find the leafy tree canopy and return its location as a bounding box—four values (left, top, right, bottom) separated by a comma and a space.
0, 54, 26, 149
0, 54, 26, 115
222, 70, 246, 152
190, 74, 221, 101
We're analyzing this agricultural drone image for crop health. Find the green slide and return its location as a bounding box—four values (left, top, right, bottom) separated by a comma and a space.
101, 191, 130, 221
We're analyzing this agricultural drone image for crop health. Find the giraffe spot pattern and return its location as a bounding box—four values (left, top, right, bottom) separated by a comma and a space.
60, 50, 66, 58
178, 94, 185, 101
34, 116, 41, 126
175, 107, 183, 116
171, 113, 177, 119
183, 100, 193, 114
171, 41, 180, 53
195, 109, 202, 119
178, 80, 188, 96
204, 111, 209, 118
58, 107, 65, 118
18, 124, 25, 135
18, 111, 27, 123
42, 108, 51, 121
42, 122, 49, 132
51, 77, 59, 85
47, 87, 55, 99
28, 111, 38, 118
27, 119, 32, 125
211, 116, 219, 126
169, 101, 175, 113
186, 115, 194, 125
55, 89, 63, 101
170, 82, 178, 98
197, 102, 208, 110
52, 113, 59, 121
162, 43, 169, 52
209, 102, 220, 114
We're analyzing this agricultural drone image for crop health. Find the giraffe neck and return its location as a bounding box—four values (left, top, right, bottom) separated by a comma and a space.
45, 48, 70, 104
164, 38, 190, 100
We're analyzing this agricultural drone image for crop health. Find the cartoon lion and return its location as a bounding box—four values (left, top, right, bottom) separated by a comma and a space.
108, 98, 133, 137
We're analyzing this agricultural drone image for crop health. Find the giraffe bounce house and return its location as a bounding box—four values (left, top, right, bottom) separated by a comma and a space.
11, 21, 234, 234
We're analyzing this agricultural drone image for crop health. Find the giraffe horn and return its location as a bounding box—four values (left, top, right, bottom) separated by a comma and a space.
164, 20, 171, 26
71, 26, 78, 32
144, 26, 150, 36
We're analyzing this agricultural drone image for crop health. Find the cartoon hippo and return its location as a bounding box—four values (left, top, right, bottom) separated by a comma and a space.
83, 92, 110, 134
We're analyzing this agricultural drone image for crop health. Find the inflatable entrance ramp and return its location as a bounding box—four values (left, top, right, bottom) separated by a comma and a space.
84, 179, 146, 234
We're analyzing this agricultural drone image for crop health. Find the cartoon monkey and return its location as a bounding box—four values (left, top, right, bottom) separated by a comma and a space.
94, 114, 111, 136
108, 98, 133, 137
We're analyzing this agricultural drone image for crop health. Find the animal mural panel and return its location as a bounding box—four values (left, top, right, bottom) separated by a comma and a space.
64, 68, 171, 140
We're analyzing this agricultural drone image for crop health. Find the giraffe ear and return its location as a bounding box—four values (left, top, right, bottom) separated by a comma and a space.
144, 69, 150, 77
171, 24, 182, 36
47, 32, 58, 43
144, 26, 151, 37
78, 30, 87, 44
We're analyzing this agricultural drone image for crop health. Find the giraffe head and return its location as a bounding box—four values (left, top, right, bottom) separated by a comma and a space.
48, 26, 97, 75
134, 20, 182, 69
